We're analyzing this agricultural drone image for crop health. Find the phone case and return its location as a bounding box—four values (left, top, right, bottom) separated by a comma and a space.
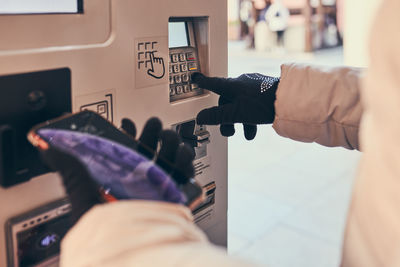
28, 110, 137, 151
27, 110, 204, 206
37, 128, 187, 203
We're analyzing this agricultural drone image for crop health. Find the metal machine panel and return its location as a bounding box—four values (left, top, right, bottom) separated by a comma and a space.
5, 199, 72, 267
0, 0, 109, 51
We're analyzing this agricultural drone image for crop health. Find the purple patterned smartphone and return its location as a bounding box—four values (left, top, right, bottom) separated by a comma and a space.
37, 129, 187, 204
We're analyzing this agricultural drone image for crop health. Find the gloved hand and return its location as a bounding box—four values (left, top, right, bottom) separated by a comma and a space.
193, 72, 280, 140
41, 118, 198, 223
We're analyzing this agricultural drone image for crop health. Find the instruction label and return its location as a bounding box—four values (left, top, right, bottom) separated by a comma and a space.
194, 156, 212, 184
75, 89, 116, 122
135, 37, 168, 89
193, 156, 215, 225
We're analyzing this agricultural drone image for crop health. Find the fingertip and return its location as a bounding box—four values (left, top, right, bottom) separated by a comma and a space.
244, 133, 256, 141
191, 72, 205, 83
121, 118, 137, 138
196, 110, 207, 125
140, 117, 162, 140
243, 124, 257, 140
144, 117, 163, 131
220, 124, 235, 137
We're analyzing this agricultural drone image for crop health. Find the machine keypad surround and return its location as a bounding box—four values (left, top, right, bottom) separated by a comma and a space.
169, 47, 204, 102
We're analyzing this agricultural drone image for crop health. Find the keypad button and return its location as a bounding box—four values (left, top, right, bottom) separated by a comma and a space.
180, 64, 188, 72
191, 83, 199, 90
186, 52, 196, 61
174, 75, 182, 84
176, 85, 184, 94
182, 73, 189, 82
183, 85, 189, 93
170, 87, 176, 96
169, 65, 172, 74
179, 53, 186, 62
173, 65, 180, 73
169, 76, 174, 85
188, 62, 198, 71
171, 54, 179, 63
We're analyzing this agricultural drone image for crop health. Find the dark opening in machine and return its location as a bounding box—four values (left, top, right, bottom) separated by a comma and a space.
0, 68, 72, 187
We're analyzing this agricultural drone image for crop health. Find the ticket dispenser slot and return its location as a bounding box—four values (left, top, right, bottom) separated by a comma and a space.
173, 120, 217, 222
168, 17, 209, 102
5, 198, 72, 267
0, 68, 72, 187
174, 120, 210, 160
193, 181, 216, 217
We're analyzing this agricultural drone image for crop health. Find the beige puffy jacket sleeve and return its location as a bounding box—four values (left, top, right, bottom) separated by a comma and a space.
341, 1, 400, 266
60, 201, 256, 267
273, 63, 363, 150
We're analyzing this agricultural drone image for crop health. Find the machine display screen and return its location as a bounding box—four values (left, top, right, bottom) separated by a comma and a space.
16, 214, 72, 266
169, 22, 189, 48
0, 0, 82, 14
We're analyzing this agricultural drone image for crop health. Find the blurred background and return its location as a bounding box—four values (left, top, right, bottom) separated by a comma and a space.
226, 0, 381, 266
230, 0, 343, 53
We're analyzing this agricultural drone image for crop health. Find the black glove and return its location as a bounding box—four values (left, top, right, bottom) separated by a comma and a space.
41, 118, 196, 223
40, 147, 102, 223
121, 118, 195, 185
193, 72, 280, 140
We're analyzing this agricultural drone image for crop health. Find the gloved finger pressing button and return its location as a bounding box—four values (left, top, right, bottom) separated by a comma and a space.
192, 72, 243, 100
194, 72, 280, 140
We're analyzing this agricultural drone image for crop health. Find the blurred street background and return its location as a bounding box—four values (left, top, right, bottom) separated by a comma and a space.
229, 0, 343, 54
226, 1, 367, 266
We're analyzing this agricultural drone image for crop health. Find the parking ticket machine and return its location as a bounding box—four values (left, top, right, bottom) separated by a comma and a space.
0, 1, 228, 266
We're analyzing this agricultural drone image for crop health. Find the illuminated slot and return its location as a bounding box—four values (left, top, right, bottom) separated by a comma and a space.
204, 182, 216, 195
193, 181, 216, 214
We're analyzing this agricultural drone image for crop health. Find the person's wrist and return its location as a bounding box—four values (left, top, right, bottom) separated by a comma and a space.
270, 78, 280, 123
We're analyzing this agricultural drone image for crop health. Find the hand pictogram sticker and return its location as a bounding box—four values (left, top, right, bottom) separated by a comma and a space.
135, 37, 168, 88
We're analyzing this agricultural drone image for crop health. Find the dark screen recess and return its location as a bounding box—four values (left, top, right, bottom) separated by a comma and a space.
17, 214, 72, 266
0, 68, 71, 187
